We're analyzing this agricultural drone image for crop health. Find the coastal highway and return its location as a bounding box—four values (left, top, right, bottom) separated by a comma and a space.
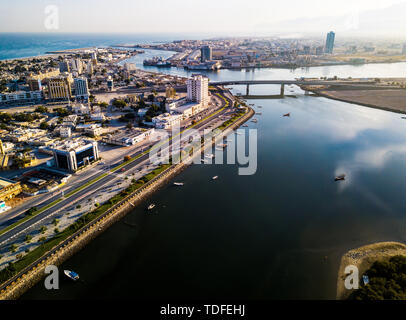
0, 91, 233, 245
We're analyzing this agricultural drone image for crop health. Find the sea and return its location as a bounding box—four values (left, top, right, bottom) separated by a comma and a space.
2, 33, 406, 300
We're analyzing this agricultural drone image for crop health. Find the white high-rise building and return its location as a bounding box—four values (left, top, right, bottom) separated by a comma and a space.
187, 74, 209, 107
74, 77, 89, 100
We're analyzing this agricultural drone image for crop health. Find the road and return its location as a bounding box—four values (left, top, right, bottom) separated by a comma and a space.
0, 90, 233, 245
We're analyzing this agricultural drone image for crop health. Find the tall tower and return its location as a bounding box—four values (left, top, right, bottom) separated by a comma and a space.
187, 75, 209, 106
201, 46, 212, 62
325, 31, 335, 54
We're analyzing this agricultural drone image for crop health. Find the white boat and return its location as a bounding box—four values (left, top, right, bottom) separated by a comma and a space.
212, 176, 218, 180
64, 270, 79, 281
148, 204, 156, 210
335, 174, 346, 182
173, 182, 184, 186
251, 119, 258, 123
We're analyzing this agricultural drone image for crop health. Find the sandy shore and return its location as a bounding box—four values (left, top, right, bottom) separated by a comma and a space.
317, 89, 406, 115
1, 47, 96, 62
336, 241, 406, 300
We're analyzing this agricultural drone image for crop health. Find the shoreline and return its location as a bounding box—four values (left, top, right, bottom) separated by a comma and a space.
336, 241, 406, 300
310, 90, 406, 115
3, 45, 406, 72
0, 102, 254, 300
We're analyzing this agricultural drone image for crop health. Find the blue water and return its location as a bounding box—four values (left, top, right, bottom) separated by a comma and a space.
0, 33, 203, 60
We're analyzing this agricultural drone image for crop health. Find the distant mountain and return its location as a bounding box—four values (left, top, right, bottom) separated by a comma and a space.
253, 2, 406, 38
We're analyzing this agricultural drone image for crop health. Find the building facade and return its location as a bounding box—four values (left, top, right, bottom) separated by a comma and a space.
48, 77, 72, 100
187, 74, 209, 107
74, 77, 89, 100
201, 46, 212, 62
52, 140, 99, 172
325, 31, 335, 54
0, 177, 22, 202
0, 91, 43, 106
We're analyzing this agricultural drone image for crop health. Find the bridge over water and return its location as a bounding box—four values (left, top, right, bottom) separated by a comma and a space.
210, 80, 376, 97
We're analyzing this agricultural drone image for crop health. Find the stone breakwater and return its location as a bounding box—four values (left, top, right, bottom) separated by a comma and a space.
336, 241, 406, 300
0, 106, 254, 300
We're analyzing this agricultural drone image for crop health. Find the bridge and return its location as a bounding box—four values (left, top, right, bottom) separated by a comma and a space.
210, 80, 377, 97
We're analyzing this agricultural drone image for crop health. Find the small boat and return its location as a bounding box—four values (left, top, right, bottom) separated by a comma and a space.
283, 113, 291, 117
173, 182, 184, 186
258, 106, 263, 108
335, 174, 346, 182
251, 119, 258, 123
242, 125, 248, 127
64, 270, 79, 281
212, 176, 218, 180
256, 112, 262, 115
148, 204, 156, 210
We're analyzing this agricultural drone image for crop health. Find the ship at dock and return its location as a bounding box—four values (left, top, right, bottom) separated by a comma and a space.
143, 57, 171, 67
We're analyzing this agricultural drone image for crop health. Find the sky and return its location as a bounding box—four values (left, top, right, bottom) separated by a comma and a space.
1, 0, 406, 38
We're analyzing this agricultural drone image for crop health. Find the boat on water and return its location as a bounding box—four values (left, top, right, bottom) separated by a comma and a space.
283, 113, 291, 117
256, 112, 262, 115
335, 174, 346, 182
173, 182, 184, 186
148, 204, 156, 210
258, 106, 263, 108
64, 270, 79, 281
242, 125, 248, 127
212, 176, 218, 180
251, 119, 258, 123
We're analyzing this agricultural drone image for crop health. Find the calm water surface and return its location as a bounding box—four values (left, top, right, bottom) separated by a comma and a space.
21, 53, 406, 299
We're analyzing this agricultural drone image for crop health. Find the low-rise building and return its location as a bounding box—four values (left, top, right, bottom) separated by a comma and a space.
0, 91, 44, 106
62, 115, 78, 128
51, 139, 99, 172
59, 127, 72, 138
152, 113, 182, 129
0, 177, 22, 202
103, 128, 155, 146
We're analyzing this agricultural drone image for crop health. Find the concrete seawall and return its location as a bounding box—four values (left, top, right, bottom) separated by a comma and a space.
0, 105, 254, 300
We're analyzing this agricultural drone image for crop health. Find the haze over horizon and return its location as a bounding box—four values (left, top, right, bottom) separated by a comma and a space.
1, 0, 406, 39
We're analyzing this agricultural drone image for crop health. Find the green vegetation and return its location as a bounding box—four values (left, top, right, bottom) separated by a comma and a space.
218, 111, 245, 131
39, 122, 49, 130
35, 106, 48, 114
112, 99, 127, 109
54, 108, 70, 117
0, 163, 171, 284
24, 235, 33, 243
0, 112, 42, 124
350, 255, 406, 300
25, 207, 38, 217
